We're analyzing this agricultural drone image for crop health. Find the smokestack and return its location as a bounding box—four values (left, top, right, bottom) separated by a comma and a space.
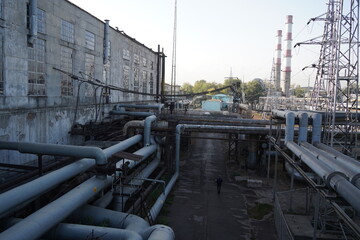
275, 30, 282, 92
282, 15, 293, 97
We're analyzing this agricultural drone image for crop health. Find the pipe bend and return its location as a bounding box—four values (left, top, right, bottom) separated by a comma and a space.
142, 225, 175, 240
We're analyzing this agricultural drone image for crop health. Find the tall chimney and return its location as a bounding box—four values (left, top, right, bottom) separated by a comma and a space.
275, 30, 282, 92
282, 15, 293, 97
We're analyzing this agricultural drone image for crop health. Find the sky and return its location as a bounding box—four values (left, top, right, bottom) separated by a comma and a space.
69, 0, 327, 87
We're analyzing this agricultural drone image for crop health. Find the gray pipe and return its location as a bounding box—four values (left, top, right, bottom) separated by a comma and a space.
285, 111, 295, 143
70, 204, 174, 240
103, 20, 110, 64
114, 104, 164, 113
113, 156, 161, 211
297, 112, 308, 143
29, 0, 37, 44
116, 144, 157, 171
0, 176, 113, 240
144, 115, 157, 146
308, 142, 360, 186
0, 141, 107, 166
286, 141, 360, 213
0, 135, 142, 218
3, 218, 143, 240
308, 112, 322, 143
110, 110, 154, 117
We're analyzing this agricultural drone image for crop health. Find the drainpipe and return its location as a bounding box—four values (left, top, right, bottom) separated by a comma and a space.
0, 135, 142, 217
156, 45, 161, 103
0, 176, 113, 240
103, 20, 110, 64
161, 48, 166, 103
144, 115, 157, 146
28, 0, 37, 44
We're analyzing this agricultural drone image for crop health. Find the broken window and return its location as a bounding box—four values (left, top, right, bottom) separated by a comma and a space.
142, 70, 147, 93
28, 38, 46, 96
37, 8, 45, 34
61, 19, 74, 43
60, 46, 73, 96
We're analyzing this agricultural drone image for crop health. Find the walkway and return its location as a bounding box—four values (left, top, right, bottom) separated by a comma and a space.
165, 132, 277, 240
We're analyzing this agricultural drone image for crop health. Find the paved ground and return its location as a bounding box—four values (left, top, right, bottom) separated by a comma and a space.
164, 132, 277, 240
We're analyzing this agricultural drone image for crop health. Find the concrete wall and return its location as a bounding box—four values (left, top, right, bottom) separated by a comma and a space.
0, 0, 163, 164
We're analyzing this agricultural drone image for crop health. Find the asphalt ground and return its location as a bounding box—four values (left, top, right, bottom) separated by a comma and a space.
164, 132, 277, 240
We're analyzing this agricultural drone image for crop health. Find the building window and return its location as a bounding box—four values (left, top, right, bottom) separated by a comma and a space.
133, 68, 139, 100
142, 57, 147, 67
60, 46, 73, 96
37, 8, 45, 34
84, 53, 95, 97
142, 70, 147, 93
150, 61, 154, 70
61, 19, 74, 43
28, 39, 46, 95
85, 31, 95, 50
134, 54, 140, 65
123, 49, 130, 60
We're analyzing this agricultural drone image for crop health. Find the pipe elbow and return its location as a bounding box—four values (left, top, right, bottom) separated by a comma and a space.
89, 147, 107, 166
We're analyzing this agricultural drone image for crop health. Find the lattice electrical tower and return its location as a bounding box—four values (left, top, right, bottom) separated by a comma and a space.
297, 0, 359, 156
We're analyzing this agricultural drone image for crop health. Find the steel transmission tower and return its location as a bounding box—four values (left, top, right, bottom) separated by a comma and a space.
297, 0, 359, 156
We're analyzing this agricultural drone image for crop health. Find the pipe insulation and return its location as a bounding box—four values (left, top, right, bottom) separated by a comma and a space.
114, 104, 164, 114
286, 141, 360, 213
0, 176, 113, 240
0, 134, 142, 218
144, 115, 157, 146
110, 110, 154, 117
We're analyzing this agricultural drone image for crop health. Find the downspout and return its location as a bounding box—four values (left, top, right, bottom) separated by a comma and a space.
0, 135, 142, 217
0, 176, 113, 240
103, 20, 110, 64
156, 45, 161, 103
28, 0, 37, 44
161, 48, 166, 103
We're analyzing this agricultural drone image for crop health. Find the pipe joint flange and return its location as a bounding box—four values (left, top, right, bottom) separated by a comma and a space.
326, 171, 348, 188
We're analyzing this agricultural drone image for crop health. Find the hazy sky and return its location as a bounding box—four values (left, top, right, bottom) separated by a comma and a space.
69, 0, 327, 87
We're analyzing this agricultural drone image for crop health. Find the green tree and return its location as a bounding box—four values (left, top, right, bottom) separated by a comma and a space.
244, 79, 266, 106
293, 85, 306, 98
193, 80, 214, 93
181, 82, 194, 94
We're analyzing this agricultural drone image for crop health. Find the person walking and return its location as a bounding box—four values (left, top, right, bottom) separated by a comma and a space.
215, 176, 223, 194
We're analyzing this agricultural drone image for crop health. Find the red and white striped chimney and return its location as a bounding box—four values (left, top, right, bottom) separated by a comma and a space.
275, 30, 282, 92
281, 15, 293, 97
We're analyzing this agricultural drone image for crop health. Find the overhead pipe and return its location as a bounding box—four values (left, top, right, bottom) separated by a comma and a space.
0, 135, 142, 218
0, 176, 113, 240
114, 104, 164, 114
297, 112, 308, 143
110, 110, 154, 117
69, 204, 175, 240
116, 144, 157, 172
301, 142, 360, 188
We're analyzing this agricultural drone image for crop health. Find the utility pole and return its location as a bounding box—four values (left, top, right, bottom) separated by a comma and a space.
296, 0, 359, 156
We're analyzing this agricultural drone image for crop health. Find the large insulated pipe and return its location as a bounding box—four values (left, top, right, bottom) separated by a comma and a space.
103, 20, 110, 64
114, 104, 164, 113
286, 141, 360, 213
144, 115, 157, 146
3, 218, 143, 240
0, 135, 142, 217
0, 176, 113, 240
301, 142, 360, 188
285, 111, 295, 143
0, 141, 107, 166
297, 112, 308, 143
281, 15, 293, 97
110, 110, 154, 117
275, 30, 282, 92
308, 112, 322, 143
70, 205, 175, 240
116, 144, 157, 171
29, 0, 37, 44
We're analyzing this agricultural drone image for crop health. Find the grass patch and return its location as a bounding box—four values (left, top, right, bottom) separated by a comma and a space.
247, 202, 273, 220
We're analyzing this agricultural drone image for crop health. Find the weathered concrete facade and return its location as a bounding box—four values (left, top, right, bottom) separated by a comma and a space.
0, 0, 163, 163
